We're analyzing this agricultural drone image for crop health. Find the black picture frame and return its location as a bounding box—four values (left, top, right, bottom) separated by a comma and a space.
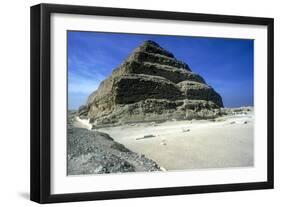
30, 3, 274, 204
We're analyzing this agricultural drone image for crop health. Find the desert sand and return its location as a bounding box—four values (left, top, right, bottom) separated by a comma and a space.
93, 114, 254, 171
74, 107, 254, 171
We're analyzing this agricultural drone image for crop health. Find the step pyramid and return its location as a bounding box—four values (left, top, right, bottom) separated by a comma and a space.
78, 40, 223, 125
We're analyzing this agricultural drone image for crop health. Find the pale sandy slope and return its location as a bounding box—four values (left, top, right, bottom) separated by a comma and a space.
96, 115, 254, 171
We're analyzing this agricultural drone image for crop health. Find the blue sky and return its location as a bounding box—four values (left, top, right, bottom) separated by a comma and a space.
68, 31, 254, 109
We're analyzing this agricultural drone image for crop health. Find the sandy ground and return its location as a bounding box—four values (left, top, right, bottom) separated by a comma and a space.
75, 113, 254, 171
93, 115, 254, 171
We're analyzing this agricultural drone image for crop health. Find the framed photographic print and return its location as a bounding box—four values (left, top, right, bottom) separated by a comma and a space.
30, 3, 274, 203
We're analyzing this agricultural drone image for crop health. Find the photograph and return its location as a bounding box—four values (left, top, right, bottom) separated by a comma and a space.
67, 31, 254, 175
29, 3, 274, 203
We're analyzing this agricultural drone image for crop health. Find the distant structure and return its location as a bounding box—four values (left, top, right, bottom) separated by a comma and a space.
78, 40, 223, 125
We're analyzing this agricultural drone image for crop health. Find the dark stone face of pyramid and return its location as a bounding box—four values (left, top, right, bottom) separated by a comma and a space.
78, 40, 223, 125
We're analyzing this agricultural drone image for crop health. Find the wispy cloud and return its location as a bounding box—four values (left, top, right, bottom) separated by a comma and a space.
68, 71, 103, 95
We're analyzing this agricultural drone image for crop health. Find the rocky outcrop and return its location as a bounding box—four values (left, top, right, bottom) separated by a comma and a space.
78, 40, 223, 125
67, 111, 160, 175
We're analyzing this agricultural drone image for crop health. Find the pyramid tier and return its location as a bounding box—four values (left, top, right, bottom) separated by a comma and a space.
84, 74, 223, 119
89, 99, 222, 126
127, 51, 190, 71
85, 74, 182, 118
137, 40, 175, 58
177, 81, 223, 107
114, 74, 182, 104
113, 60, 206, 84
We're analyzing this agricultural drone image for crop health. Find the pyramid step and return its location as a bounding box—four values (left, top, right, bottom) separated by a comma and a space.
128, 51, 190, 70
115, 60, 205, 84
177, 80, 223, 107
114, 74, 182, 104
137, 41, 174, 58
